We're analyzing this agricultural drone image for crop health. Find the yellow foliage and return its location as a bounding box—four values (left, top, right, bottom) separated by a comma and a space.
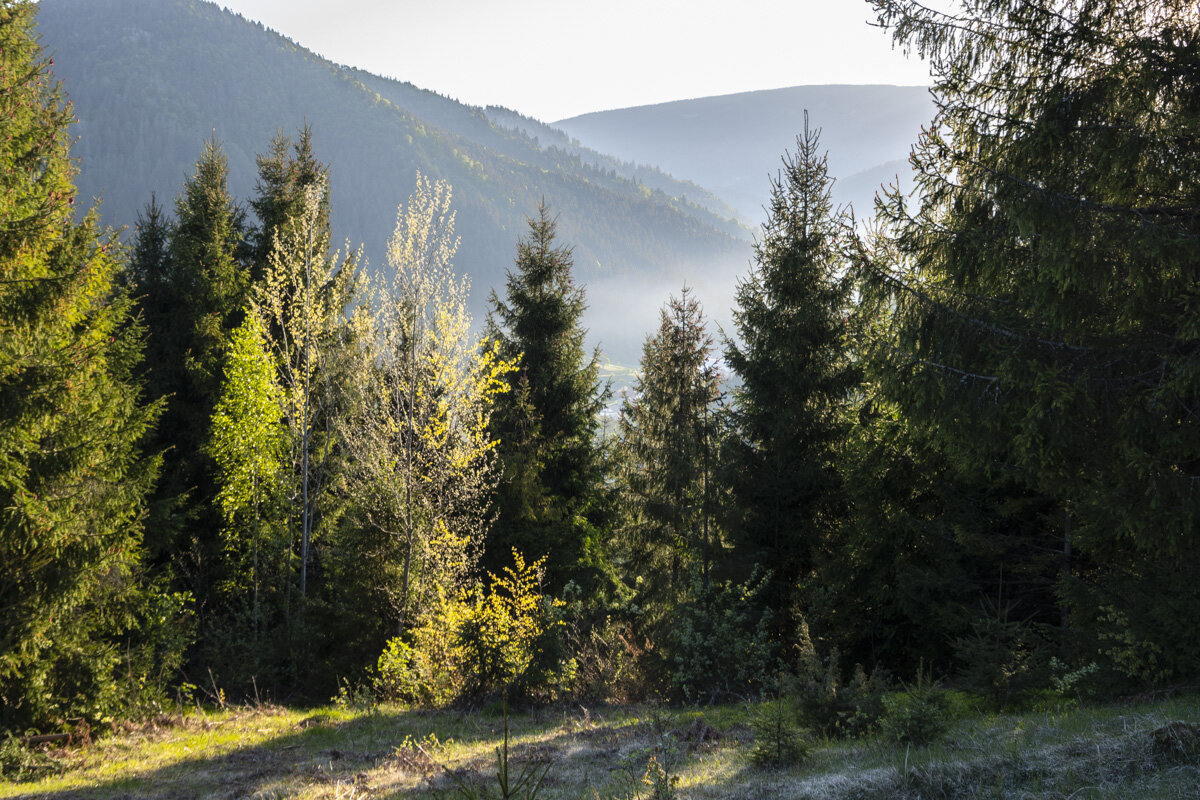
376, 550, 565, 704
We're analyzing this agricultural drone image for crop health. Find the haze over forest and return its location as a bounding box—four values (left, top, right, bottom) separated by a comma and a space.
37, 0, 929, 364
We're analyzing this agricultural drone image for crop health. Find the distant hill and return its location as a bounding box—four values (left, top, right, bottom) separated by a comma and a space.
554, 85, 934, 224
35, 0, 752, 363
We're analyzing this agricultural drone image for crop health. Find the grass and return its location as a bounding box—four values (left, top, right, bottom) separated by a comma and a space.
2, 694, 1198, 799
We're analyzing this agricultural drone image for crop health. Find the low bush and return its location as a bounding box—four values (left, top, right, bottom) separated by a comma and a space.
880, 663, 949, 745
374, 551, 570, 706
666, 569, 776, 702
793, 620, 888, 738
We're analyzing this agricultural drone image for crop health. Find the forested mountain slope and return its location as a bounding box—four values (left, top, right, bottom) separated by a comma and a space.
555, 85, 934, 223
36, 0, 751, 361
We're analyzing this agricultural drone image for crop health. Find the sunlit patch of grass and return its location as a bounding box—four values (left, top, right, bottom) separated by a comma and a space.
2, 695, 1198, 799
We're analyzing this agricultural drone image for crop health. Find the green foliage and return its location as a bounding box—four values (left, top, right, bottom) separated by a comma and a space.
0, 0, 174, 732
455, 552, 571, 700
880, 663, 950, 746
953, 604, 1052, 710
667, 569, 775, 702
859, 0, 1200, 678
722, 117, 854, 630
792, 620, 888, 738
486, 204, 612, 593
618, 287, 722, 623
374, 637, 421, 703
0, 733, 60, 781
378, 552, 570, 706
751, 689, 810, 767
207, 310, 287, 665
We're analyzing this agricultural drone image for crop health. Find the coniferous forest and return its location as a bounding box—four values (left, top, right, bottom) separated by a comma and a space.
2, 0, 1200, 795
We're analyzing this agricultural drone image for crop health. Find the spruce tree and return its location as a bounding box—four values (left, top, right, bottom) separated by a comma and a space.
619, 287, 721, 605
859, 0, 1200, 681
0, 0, 162, 730
723, 118, 854, 631
486, 203, 610, 591
135, 139, 250, 632
249, 125, 329, 283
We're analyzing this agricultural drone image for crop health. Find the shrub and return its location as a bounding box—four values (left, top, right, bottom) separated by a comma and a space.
793, 620, 888, 738
880, 663, 949, 746
752, 692, 810, 767
568, 615, 651, 704
667, 569, 776, 702
953, 604, 1051, 709
374, 551, 568, 706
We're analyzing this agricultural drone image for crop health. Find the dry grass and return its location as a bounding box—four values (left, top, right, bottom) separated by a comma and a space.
2, 695, 1198, 799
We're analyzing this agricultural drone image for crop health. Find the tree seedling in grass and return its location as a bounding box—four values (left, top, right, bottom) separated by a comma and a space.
433, 696, 551, 800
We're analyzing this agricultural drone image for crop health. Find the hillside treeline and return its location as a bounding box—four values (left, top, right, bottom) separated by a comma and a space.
2, 0, 1199, 735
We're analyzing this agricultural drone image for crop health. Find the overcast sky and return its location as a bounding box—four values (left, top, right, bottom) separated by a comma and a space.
213, 0, 933, 122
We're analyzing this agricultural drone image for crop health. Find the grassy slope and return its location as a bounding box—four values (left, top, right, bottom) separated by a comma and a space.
4, 696, 1198, 799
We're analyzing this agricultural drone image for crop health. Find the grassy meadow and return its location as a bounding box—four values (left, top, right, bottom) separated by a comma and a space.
3, 694, 1198, 799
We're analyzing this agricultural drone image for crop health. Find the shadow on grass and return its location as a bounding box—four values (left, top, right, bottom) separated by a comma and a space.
15, 704, 673, 800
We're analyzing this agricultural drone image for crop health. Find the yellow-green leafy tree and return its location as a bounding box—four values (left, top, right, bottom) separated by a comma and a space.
254, 174, 363, 615
341, 172, 514, 640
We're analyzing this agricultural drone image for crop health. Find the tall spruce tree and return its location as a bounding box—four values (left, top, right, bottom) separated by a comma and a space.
134, 138, 250, 632
486, 204, 610, 591
859, 0, 1200, 682
724, 118, 854, 632
619, 287, 721, 605
0, 0, 163, 730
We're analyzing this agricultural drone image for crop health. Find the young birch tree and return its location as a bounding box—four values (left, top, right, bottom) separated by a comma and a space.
254, 175, 362, 614
209, 310, 285, 643
341, 172, 514, 637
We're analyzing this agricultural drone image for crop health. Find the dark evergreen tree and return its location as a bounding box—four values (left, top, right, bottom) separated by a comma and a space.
486, 203, 610, 591
618, 287, 721, 608
126, 194, 187, 560
859, 0, 1200, 682
249, 124, 329, 283
723, 118, 854, 634
135, 139, 250, 633
0, 0, 170, 731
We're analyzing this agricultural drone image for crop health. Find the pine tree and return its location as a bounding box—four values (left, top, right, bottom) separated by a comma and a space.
619, 287, 721, 605
859, 0, 1200, 681
486, 203, 610, 591
0, 0, 162, 730
723, 118, 854, 630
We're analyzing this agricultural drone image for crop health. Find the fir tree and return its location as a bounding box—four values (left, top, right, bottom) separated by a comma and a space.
0, 0, 163, 730
486, 203, 610, 591
723, 118, 854, 631
249, 124, 329, 283
619, 287, 721, 605
859, 0, 1200, 681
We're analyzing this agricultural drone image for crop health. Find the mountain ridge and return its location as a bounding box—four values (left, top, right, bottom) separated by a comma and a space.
554, 84, 934, 223
36, 0, 751, 362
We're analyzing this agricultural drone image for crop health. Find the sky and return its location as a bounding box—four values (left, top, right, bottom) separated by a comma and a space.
214, 0, 934, 122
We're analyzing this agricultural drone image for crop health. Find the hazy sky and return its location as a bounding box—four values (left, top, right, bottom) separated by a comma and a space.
214, 0, 933, 122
